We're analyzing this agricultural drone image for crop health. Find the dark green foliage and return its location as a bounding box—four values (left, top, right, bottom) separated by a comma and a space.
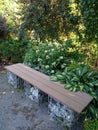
21, 0, 76, 41
75, 0, 98, 42
0, 15, 8, 39
0, 39, 26, 63
20, 0, 98, 42
51, 64, 98, 119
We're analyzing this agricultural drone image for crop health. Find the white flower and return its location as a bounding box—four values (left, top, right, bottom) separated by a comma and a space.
51, 70, 55, 74
68, 48, 73, 52
45, 50, 47, 53
54, 42, 59, 46
61, 48, 64, 51
45, 65, 49, 69
51, 49, 54, 51
36, 50, 39, 53
52, 62, 56, 66
38, 58, 42, 61
46, 55, 49, 59
59, 56, 63, 59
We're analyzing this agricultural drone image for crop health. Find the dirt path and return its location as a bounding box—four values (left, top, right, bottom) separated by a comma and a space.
0, 71, 65, 130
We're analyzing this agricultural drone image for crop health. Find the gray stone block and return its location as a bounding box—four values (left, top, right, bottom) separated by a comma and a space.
48, 97, 79, 127
7, 71, 24, 89
24, 81, 48, 104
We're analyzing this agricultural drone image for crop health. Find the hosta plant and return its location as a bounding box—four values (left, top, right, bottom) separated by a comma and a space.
51, 64, 98, 119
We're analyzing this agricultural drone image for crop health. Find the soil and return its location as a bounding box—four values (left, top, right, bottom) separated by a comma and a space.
0, 69, 65, 130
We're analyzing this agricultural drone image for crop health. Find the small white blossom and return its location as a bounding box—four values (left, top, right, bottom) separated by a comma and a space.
59, 56, 63, 59
46, 55, 49, 59
54, 42, 59, 46
36, 50, 39, 53
52, 62, 56, 66
45, 65, 49, 69
61, 48, 64, 51
45, 50, 47, 53
51, 49, 54, 51
51, 70, 55, 74
38, 58, 42, 61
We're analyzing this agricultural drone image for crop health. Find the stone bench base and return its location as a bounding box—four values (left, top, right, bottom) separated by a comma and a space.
24, 81, 48, 104
7, 71, 24, 89
7, 71, 83, 129
48, 97, 77, 126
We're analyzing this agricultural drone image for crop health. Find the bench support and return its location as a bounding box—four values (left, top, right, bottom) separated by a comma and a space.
7, 71, 24, 89
70, 118, 84, 130
7, 71, 48, 104
48, 97, 77, 126
48, 97, 84, 129
24, 81, 48, 103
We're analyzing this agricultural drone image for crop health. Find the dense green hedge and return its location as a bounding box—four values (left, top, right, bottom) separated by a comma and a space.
21, 0, 98, 42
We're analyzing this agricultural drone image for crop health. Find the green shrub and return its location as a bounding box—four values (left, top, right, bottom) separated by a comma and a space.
24, 40, 85, 75
0, 39, 26, 63
51, 64, 98, 119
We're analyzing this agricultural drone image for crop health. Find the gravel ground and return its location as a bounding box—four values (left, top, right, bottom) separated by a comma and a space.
0, 70, 65, 130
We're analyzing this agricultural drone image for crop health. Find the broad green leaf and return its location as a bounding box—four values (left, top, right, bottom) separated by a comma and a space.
50, 76, 58, 81
80, 85, 84, 91
92, 80, 98, 86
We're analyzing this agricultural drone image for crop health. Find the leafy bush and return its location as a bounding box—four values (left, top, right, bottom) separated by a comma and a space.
0, 39, 26, 63
24, 40, 85, 75
51, 64, 98, 119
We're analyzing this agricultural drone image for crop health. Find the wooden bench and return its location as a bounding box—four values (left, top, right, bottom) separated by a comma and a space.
5, 63, 93, 114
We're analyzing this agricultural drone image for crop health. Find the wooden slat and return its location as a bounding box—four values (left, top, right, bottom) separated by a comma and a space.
75, 91, 93, 102
5, 63, 93, 113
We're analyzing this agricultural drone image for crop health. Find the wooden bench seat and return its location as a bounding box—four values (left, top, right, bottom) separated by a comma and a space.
5, 63, 93, 114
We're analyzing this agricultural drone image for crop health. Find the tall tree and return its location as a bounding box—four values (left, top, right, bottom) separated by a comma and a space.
19, 0, 98, 42
21, 0, 72, 41
0, 15, 7, 39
